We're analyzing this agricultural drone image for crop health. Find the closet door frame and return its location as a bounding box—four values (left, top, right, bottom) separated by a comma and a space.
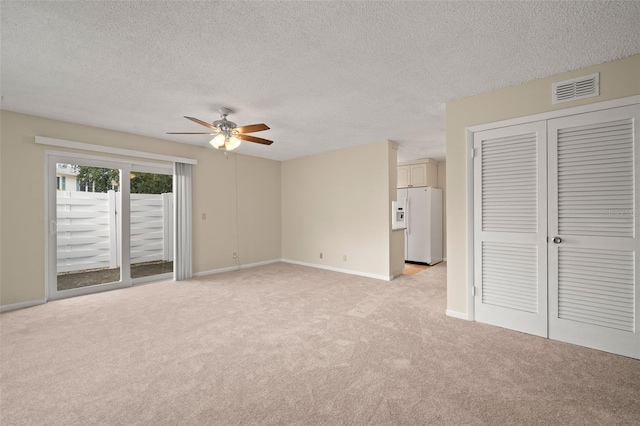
465, 95, 640, 321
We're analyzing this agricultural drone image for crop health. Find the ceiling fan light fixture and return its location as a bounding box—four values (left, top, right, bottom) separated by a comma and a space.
225, 135, 242, 151
209, 134, 226, 148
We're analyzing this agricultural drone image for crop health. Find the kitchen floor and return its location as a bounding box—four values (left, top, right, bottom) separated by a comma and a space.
402, 263, 431, 276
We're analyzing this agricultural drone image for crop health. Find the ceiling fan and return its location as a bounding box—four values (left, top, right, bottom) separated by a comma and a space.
167, 107, 272, 151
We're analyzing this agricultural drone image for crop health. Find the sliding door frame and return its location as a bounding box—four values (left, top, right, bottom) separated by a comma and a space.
45, 151, 173, 301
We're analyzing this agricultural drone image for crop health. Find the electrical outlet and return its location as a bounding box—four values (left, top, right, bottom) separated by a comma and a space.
319, 252, 323, 259
202, 213, 206, 220
343, 255, 347, 262
233, 252, 237, 259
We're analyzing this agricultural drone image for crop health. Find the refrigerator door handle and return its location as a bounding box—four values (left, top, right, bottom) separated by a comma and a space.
406, 198, 410, 235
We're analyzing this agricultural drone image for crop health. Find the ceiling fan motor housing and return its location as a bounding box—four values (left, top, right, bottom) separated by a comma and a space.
212, 107, 237, 131
212, 119, 237, 131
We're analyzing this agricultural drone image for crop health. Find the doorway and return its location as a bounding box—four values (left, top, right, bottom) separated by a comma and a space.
47, 155, 173, 300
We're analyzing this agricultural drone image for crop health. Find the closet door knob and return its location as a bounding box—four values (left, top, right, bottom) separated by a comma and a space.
553, 237, 562, 244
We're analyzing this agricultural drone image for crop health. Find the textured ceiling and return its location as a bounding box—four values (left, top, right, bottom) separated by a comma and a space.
1, 1, 639, 162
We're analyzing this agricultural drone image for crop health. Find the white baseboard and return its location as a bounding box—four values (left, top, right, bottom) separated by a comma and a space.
1, 298, 47, 313
193, 265, 239, 277
193, 259, 281, 278
445, 309, 469, 320
443, 257, 447, 261
281, 259, 392, 281
241, 259, 283, 270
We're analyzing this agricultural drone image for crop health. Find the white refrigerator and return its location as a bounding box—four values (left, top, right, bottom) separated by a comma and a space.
397, 187, 443, 265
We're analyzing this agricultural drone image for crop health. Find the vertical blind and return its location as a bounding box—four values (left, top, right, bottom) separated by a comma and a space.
174, 162, 193, 280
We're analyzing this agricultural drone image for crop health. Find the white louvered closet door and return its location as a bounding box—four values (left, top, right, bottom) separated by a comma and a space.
548, 105, 640, 359
474, 122, 548, 337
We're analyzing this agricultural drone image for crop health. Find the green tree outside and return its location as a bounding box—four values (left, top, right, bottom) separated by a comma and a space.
76, 166, 172, 194
130, 172, 172, 194
76, 167, 120, 193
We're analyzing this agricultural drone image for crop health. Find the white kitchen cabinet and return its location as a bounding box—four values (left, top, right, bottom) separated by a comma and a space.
397, 159, 437, 188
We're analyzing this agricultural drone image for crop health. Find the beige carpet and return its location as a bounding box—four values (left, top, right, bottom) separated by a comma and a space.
1, 262, 639, 425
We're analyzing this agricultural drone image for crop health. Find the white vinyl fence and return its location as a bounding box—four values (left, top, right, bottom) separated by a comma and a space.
57, 191, 173, 273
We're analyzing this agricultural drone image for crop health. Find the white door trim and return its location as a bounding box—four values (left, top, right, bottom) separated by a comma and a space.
466, 95, 640, 321
467, 95, 640, 134
45, 149, 173, 174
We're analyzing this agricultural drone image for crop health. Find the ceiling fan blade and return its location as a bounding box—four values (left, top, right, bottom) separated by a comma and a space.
166, 132, 216, 135
234, 123, 270, 134
184, 116, 218, 130
237, 134, 273, 145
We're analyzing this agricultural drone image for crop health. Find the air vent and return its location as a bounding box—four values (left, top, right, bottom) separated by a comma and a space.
552, 73, 599, 104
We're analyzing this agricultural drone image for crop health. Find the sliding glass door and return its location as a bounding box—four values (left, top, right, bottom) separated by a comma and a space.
48, 156, 130, 299
129, 167, 174, 283
47, 154, 173, 300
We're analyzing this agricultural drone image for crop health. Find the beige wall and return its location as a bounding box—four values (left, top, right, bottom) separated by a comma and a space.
0, 110, 2, 299
0, 111, 281, 306
282, 141, 395, 278
389, 143, 404, 277
237, 154, 282, 265
445, 54, 640, 314
437, 161, 446, 258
